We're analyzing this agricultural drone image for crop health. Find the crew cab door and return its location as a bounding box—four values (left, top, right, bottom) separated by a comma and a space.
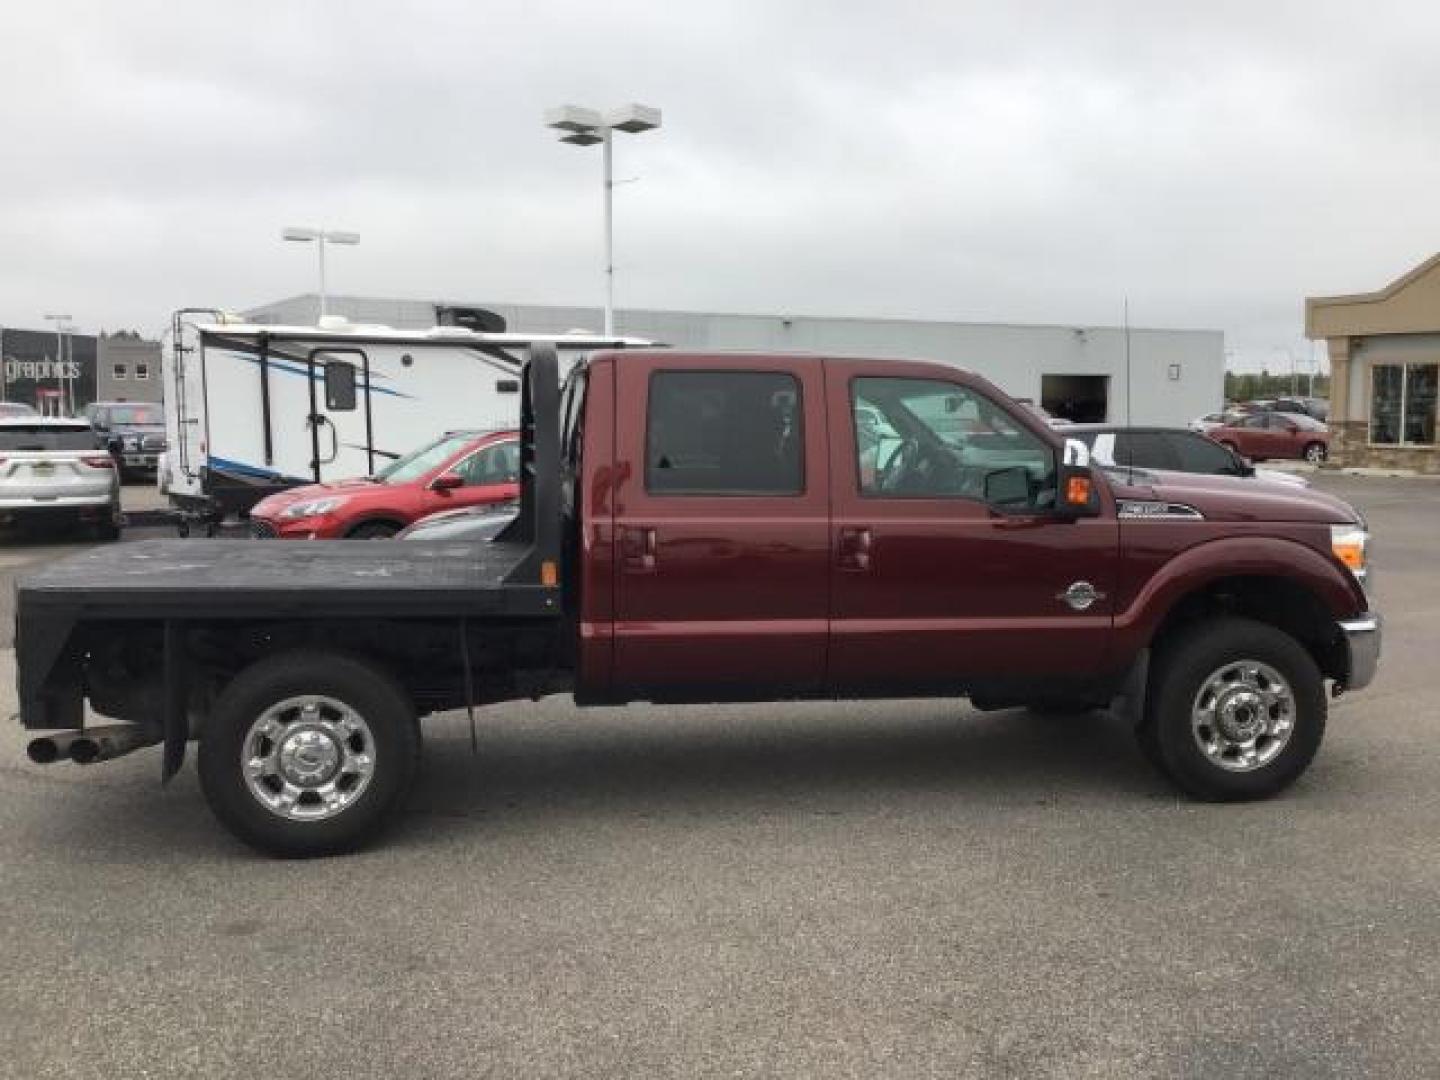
611, 355, 830, 695
826, 361, 1119, 692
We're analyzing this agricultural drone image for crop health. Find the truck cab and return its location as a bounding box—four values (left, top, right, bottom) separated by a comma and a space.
17, 346, 1380, 856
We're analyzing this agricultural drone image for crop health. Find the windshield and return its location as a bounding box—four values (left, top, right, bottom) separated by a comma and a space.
375, 432, 475, 484
0, 424, 98, 451
109, 405, 162, 425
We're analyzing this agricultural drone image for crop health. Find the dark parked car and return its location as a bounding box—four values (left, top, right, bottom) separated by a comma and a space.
1065, 426, 1309, 487
86, 401, 166, 478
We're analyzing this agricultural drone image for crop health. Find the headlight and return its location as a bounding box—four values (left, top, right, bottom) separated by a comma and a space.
1331, 523, 1369, 583
279, 496, 346, 520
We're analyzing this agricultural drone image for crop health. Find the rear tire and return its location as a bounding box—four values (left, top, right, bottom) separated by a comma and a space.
347, 521, 400, 539
199, 651, 420, 857
1139, 617, 1325, 801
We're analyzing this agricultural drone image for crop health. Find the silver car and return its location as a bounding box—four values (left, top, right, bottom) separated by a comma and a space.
0, 419, 121, 539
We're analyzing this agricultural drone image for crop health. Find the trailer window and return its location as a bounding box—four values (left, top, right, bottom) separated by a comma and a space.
646, 370, 803, 495
323, 360, 358, 411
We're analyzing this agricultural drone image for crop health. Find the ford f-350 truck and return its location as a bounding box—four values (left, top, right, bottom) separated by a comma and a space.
16, 345, 1380, 855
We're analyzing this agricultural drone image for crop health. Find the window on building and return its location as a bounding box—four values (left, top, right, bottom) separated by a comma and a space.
1371, 363, 1437, 446
646, 371, 803, 495
112, 363, 127, 381
135, 363, 149, 380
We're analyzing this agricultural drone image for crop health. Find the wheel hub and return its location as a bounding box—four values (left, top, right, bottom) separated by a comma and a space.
1190, 659, 1296, 773
241, 695, 377, 822
277, 728, 342, 787
1215, 688, 1266, 742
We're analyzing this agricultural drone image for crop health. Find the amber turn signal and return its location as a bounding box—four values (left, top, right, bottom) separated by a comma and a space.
1065, 476, 1092, 505
541, 560, 558, 587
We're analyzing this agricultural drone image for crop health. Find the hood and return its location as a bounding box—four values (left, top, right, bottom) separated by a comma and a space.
253, 476, 376, 512
1106, 467, 1358, 524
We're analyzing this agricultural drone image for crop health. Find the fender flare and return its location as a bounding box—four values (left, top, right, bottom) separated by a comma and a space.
1113, 535, 1364, 655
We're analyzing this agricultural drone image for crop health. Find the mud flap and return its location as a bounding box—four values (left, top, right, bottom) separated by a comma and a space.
1118, 648, 1151, 730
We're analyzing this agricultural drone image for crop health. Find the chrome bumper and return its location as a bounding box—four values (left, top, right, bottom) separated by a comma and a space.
1338, 613, 1382, 692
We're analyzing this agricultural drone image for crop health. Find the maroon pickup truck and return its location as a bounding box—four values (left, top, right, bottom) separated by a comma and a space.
16, 345, 1380, 855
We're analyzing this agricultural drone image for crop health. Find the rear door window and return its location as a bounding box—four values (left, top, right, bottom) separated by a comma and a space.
1170, 432, 1239, 473
1113, 432, 1180, 470
646, 371, 803, 495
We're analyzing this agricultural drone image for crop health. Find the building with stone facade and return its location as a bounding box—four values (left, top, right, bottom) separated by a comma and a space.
1307, 253, 1440, 473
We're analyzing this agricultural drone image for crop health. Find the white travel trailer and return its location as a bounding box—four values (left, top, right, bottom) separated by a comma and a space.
161, 310, 649, 523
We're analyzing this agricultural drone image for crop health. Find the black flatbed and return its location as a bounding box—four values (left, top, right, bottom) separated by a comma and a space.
18, 538, 562, 619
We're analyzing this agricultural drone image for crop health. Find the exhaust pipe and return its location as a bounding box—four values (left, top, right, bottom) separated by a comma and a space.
68, 725, 161, 765
27, 731, 85, 765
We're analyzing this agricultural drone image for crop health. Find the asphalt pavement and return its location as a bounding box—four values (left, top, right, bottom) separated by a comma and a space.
0, 473, 1434, 1078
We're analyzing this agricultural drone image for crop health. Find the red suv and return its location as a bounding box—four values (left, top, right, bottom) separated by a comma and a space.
1208, 412, 1330, 464
249, 430, 519, 538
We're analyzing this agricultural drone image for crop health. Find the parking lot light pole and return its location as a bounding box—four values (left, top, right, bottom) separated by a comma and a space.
44, 312, 71, 416
544, 103, 662, 337
282, 227, 361, 321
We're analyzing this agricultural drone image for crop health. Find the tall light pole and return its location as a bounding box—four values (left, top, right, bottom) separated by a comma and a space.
545, 103, 662, 337
44, 312, 71, 416
282, 227, 361, 321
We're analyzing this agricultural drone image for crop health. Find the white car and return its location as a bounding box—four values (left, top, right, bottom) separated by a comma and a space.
1188, 411, 1241, 434
0, 418, 121, 538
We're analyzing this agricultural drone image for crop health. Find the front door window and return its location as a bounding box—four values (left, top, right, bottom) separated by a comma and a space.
850, 377, 1055, 510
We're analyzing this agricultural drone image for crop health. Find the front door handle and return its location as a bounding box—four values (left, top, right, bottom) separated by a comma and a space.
622, 526, 657, 571
838, 526, 872, 571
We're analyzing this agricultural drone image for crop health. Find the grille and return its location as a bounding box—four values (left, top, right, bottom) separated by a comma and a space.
249, 519, 278, 539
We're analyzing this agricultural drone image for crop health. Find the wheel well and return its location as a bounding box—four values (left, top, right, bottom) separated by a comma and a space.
1150, 576, 1345, 681
344, 517, 405, 537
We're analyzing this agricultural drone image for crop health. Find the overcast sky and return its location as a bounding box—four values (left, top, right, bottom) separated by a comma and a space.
3, 0, 1438, 372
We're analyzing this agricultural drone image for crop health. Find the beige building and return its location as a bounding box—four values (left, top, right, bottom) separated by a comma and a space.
1307, 253, 1440, 472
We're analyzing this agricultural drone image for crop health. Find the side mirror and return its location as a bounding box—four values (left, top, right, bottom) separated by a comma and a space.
430, 473, 463, 491
983, 466, 1031, 508
1057, 439, 1100, 517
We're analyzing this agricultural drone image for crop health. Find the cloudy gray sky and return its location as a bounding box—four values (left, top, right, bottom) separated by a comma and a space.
3, 0, 1438, 371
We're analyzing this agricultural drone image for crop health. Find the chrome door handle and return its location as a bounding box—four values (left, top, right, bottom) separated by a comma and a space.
838, 526, 872, 571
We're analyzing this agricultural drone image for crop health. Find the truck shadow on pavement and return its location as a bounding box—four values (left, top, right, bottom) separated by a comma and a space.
15, 703, 1179, 860
391, 702, 1168, 845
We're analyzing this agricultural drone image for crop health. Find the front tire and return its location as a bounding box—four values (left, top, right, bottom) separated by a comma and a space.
1303, 442, 1327, 464
199, 651, 419, 856
1140, 617, 1325, 801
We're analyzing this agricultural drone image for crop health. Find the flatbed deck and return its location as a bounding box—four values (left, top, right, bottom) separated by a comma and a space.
18, 539, 561, 619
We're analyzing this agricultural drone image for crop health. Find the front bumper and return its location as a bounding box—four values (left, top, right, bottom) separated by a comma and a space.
1338, 613, 1382, 691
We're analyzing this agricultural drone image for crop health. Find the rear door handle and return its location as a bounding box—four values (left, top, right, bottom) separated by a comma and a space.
622, 526, 657, 571
838, 526, 872, 571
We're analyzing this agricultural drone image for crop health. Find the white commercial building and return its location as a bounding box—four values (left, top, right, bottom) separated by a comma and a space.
245, 295, 1224, 426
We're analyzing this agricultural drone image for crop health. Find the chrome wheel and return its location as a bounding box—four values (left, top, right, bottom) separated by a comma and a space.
241, 695, 376, 821
1190, 660, 1295, 772
1304, 443, 1326, 464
